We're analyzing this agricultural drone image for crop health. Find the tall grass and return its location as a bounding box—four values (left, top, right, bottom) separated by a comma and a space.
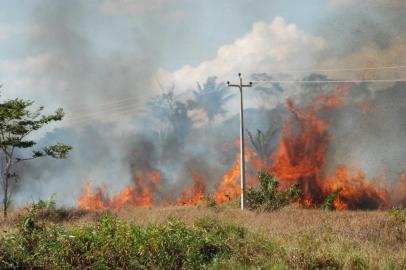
1, 205, 406, 269
0, 209, 276, 269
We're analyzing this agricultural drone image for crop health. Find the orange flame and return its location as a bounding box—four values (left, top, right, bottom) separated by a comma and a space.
214, 138, 262, 204
324, 166, 389, 210
215, 152, 241, 204
77, 171, 159, 210
175, 170, 207, 206
269, 97, 330, 206
268, 85, 397, 209
78, 180, 108, 210
77, 84, 406, 211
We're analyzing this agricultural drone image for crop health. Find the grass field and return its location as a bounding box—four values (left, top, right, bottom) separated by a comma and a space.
1, 205, 406, 269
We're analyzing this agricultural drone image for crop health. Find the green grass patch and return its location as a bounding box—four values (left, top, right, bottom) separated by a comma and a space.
0, 209, 276, 269
1, 206, 406, 269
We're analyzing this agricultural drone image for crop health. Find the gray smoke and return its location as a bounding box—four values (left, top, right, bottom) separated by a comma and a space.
317, 3, 406, 58
28, 0, 160, 111
326, 82, 406, 181
5, 1, 406, 207
11, 0, 163, 205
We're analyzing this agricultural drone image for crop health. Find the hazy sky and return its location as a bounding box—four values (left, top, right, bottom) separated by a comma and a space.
0, 0, 328, 69
1, 0, 404, 112
0, 0, 405, 205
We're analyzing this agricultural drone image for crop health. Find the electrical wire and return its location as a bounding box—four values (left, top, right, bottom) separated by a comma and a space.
63, 76, 406, 125
60, 66, 406, 125
64, 101, 145, 122
252, 79, 406, 84
65, 106, 147, 126
254, 65, 406, 75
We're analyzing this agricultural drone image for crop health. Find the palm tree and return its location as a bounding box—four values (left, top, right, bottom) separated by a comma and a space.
148, 88, 191, 145
247, 127, 279, 160
190, 77, 234, 127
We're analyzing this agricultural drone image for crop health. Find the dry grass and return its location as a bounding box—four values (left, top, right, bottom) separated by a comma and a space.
1, 205, 406, 269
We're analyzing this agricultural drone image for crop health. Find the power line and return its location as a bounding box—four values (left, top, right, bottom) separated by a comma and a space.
63, 89, 186, 124
61, 73, 406, 125
252, 79, 406, 84
258, 65, 406, 75
68, 96, 141, 113
42, 65, 406, 112
63, 91, 156, 113
68, 65, 406, 105
64, 101, 145, 121
66, 111, 144, 126
65, 110, 136, 123
64, 97, 151, 122
64, 78, 406, 124
63, 91, 164, 122
65, 106, 147, 126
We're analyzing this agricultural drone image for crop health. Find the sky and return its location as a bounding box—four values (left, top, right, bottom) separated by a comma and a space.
0, 1, 327, 68
0, 0, 405, 205
1, 1, 404, 108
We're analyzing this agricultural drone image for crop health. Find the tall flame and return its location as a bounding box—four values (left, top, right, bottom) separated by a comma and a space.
215, 151, 241, 204
268, 85, 396, 209
214, 138, 261, 204
269, 97, 330, 207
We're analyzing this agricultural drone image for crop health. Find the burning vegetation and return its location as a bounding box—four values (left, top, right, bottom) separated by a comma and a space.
78, 171, 160, 209
78, 83, 406, 211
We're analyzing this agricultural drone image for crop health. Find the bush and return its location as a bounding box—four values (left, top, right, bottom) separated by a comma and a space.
246, 172, 300, 211
323, 189, 342, 211
30, 194, 57, 211
0, 211, 276, 269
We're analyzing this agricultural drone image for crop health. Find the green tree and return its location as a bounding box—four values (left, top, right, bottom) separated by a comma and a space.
0, 97, 72, 218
